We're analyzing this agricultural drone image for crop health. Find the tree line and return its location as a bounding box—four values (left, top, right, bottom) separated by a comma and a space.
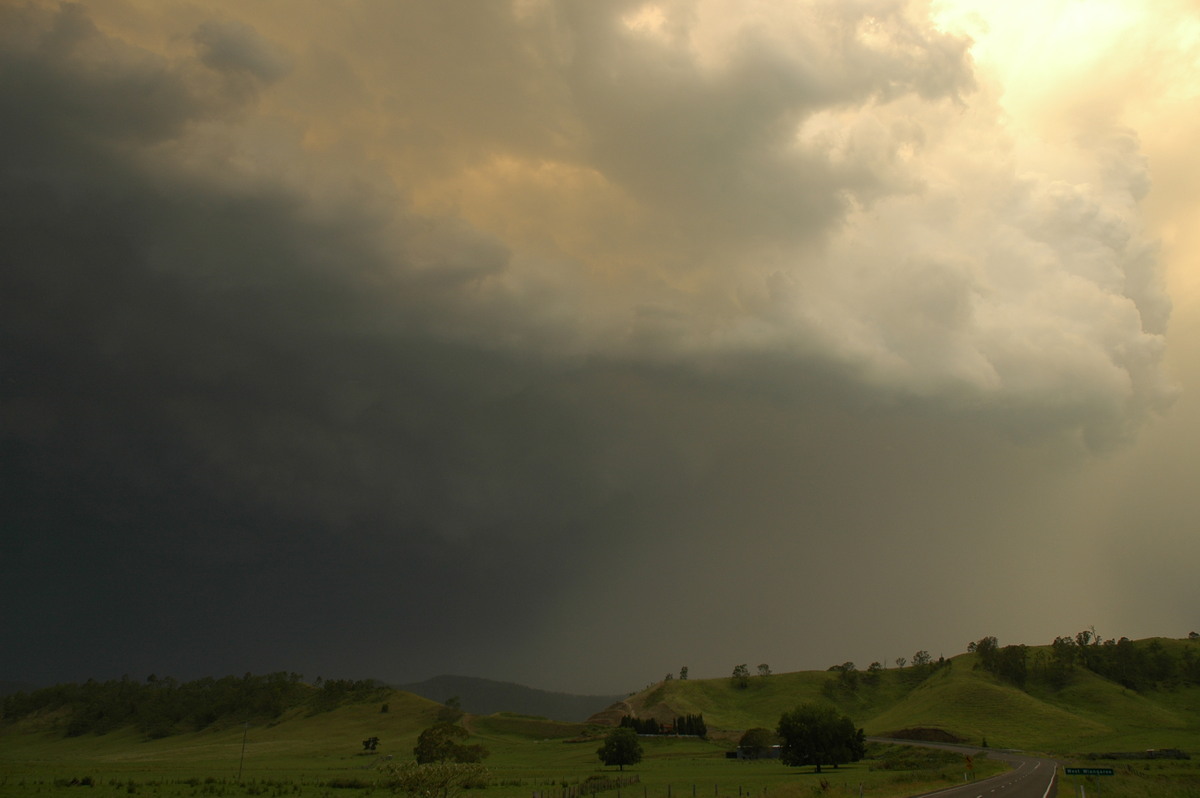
0, 673, 388, 738
618, 713, 707, 737
970, 630, 1200, 692
822, 650, 949, 698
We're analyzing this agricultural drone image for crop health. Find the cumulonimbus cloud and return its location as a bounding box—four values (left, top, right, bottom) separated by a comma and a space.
1, 0, 1175, 453
1, 0, 1192, 692
344, 0, 1173, 447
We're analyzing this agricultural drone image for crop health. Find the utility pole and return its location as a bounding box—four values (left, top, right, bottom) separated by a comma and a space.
238, 722, 249, 781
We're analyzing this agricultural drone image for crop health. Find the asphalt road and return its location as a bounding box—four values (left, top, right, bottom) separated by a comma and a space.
867, 738, 1058, 798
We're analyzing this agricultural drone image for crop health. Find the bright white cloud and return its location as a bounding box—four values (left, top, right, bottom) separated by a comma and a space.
47, 0, 1180, 449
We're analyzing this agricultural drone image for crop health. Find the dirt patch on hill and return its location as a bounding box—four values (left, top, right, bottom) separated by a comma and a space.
883, 727, 966, 743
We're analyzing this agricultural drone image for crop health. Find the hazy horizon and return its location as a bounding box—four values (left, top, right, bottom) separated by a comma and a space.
4, 0, 1199, 696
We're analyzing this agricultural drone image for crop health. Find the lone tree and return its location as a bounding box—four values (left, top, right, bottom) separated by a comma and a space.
413, 723, 488, 764
731, 664, 751, 688
597, 727, 642, 771
437, 696, 464, 724
776, 703, 865, 774
738, 727, 777, 759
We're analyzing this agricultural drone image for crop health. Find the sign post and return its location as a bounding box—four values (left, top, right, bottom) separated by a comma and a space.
1064, 767, 1113, 797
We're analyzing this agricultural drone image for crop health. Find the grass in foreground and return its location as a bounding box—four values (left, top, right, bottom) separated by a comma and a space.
0, 733, 1003, 798
1056, 759, 1200, 798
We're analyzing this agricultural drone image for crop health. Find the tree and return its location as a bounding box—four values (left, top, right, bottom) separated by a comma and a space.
776, 703, 866, 774
731, 664, 750, 689
413, 723, 488, 764
757, 664, 772, 678
894, 657, 906, 669
363, 736, 380, 751
437, 696, 463, 724
971, 636, 999, 668
912, 650, 932, 668
597, 727, 642, 771
738, 727, 777, 759
1076, 627, 1098, 648
679, 666, 689, 680
863, 662, 883, 686
826, 662, 858, 693
620, 715, 661, 735
674, 713, 707, 738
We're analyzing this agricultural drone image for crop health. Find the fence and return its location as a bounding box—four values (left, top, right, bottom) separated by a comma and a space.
533, 775, 640, 798
534, 779, 774, 798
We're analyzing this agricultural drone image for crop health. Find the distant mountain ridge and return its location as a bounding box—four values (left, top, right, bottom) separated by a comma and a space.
396, 674, 624, 722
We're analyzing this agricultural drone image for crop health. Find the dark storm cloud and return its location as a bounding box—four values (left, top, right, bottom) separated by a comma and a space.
0, 3, 651, 683
1, 1, 1188, 694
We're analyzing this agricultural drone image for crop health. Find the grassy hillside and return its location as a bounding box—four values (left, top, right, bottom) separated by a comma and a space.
0, 689, 442, 777
618, 643, 1200, 754
398, 674, 625, 721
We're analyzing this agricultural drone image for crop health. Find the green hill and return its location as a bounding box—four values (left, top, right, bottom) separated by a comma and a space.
0, 689, 442, 770
397, 675, 625, 722
614, 639, 1200, 754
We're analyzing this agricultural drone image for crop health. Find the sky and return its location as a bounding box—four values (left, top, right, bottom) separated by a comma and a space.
2, 0, 1199, 696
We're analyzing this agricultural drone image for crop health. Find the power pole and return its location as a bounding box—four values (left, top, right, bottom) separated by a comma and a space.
238, 722, 249, 781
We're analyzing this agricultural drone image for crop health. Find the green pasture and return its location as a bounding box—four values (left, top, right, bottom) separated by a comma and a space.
0, 698, 1000, 798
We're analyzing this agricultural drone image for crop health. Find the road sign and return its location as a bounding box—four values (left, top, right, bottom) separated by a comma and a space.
1065, 767, 1114, 776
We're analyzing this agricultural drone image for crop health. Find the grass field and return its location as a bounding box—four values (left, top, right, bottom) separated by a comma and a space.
0, 694, 1002, 798
1056, 759, 1200, 797
0, 728, 1002, 798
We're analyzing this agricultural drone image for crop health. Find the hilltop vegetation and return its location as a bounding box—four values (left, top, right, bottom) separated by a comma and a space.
0, 673, 390, 738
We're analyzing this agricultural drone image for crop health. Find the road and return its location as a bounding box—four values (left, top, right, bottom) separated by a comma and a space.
867, 738, 1058, 798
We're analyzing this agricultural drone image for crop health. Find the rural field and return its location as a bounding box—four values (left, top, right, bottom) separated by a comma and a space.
4, 637, 1200, 797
